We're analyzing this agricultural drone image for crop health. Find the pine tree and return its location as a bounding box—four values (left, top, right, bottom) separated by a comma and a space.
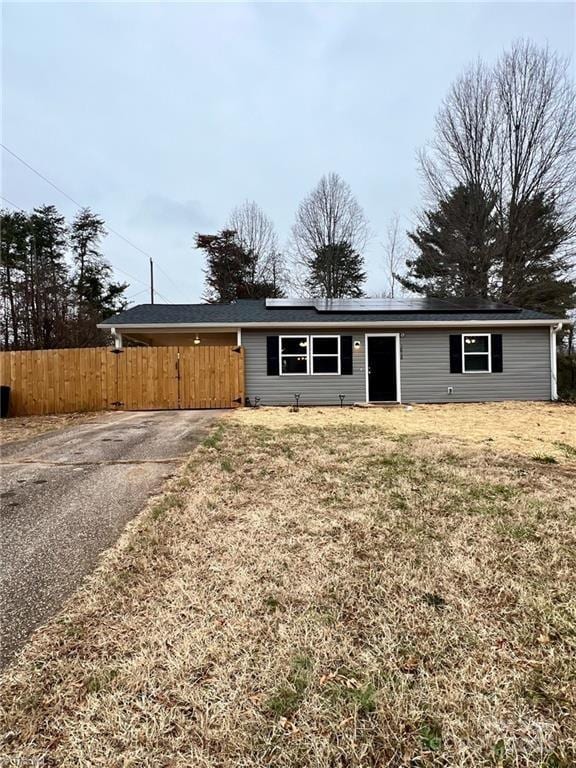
196, 230, 253, 303
0, 210, 29, 348
400, 185, 575, 315
306, 242, 366, 298
0, 205, 129, 350
70, 208, 106, 309
399, 184, 500, 299
28, 205, 70, 348
499, 194, 575, 315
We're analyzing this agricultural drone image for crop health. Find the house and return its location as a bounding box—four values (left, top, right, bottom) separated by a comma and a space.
98, 297, 564, 405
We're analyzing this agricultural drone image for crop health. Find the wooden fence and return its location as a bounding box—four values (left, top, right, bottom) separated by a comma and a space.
0, 346, 245, 416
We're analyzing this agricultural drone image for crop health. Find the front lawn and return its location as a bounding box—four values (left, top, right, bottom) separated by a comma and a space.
1, 405, 575, 766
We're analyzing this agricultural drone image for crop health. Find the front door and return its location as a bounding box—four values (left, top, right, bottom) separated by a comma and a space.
367, 336, 398, 401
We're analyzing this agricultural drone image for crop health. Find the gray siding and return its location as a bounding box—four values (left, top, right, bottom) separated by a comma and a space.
243, 327, 551, 405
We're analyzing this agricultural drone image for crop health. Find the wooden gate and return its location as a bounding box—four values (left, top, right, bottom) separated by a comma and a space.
0, 345, 244, 416
116, 346, 244, 410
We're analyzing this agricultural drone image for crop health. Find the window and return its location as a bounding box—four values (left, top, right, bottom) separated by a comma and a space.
278, 335, 341, 375
462, 334, 491, 373
311, 335, 340, 374
280, 336, 308, 375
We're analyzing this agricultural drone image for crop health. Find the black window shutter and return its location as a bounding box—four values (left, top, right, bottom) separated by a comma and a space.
267, 336, 279, 376
449, 334, 462, 373
341, 336, 353, 375
491, 334, 503, 372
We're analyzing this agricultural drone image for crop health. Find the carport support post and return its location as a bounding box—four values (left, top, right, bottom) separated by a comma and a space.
111, 327, 123, 351
550, 324, 560, 401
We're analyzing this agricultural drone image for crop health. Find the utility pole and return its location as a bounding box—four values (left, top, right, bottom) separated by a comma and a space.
150, 257, 154, 304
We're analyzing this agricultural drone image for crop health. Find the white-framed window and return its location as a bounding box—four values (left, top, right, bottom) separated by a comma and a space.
462, 333, 491, 373
311, 335, 340, 375
280, 335, 309, 375
278, 335, 342, 375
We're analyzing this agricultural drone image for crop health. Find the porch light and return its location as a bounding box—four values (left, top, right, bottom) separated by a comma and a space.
353, 340, 361, 350
193, 335, 201, 345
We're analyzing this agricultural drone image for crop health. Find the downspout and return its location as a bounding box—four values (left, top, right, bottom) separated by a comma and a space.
550, 323, 562, 401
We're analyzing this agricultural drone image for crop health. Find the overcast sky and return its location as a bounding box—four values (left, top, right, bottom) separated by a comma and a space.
2, 1, 574, 303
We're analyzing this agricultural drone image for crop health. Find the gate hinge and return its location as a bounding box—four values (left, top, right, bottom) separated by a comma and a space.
233, 396, 243, 404
111, 348, 124, 354
232, 346, 242, 353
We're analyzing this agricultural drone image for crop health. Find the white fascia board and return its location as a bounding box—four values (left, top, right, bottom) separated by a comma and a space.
97, 319, 564, 331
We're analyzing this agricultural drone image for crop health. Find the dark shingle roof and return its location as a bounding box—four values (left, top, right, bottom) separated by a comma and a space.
100, 299, 558, 326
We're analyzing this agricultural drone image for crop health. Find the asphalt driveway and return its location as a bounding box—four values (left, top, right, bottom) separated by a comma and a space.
0, 409, 222, 667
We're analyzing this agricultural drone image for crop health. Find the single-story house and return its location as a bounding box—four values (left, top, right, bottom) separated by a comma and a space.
98, 297, 565, 404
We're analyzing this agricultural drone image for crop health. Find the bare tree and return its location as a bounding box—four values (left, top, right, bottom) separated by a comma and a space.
421, 58, 497, 203
492, 42, 576, 300
421, 41, 576, 216
414, 40, 576, 313
291, 172, 369, 297
381, 213, 407, 298
227, 200, 285, 295
292, 173, 368, 258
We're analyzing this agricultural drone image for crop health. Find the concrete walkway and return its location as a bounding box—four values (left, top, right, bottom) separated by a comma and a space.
0, 409, 222, 667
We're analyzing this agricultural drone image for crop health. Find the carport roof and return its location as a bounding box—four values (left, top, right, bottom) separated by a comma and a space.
99, 298, 561, 327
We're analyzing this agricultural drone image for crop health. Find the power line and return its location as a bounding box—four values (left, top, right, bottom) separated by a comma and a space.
125, 288, 150, 302
1, 143, 176, 302
0, 194, 26, 211
154, 260, 194, 302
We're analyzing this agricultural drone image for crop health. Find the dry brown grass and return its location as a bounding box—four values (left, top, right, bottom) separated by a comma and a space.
1, 409, 575, 766
239, 402, 576, 463
0, 412, 100, 445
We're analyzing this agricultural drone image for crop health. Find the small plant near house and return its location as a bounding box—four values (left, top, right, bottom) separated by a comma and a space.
533, 454, 558, 464
202, 425, 224, 450
150, 493, 184, 520
419, 718, 443, 752
220, 457, 233, 473
265, 654, 313, 718
318, 666, 378, 716
85, 669, 119, 694
553, 441, 576, 458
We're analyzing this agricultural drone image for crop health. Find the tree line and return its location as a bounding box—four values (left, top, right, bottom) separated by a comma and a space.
0, 205, 128, 350
2, 40, 574, 353
197, 40, 575, 318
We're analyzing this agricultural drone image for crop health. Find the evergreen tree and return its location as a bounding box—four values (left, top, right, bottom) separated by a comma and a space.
499, 194, 575, 315
0, 205, 129, 350
306, 242, 366, 298
399, 184, 500, 299
196, 230, 252, 303
69, 208, 127, 344
28, 205, 70, 348
0, 210, 29, 348
196, 228, 283, 301
70, 208, 106, 307
400, 186, 575, 315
